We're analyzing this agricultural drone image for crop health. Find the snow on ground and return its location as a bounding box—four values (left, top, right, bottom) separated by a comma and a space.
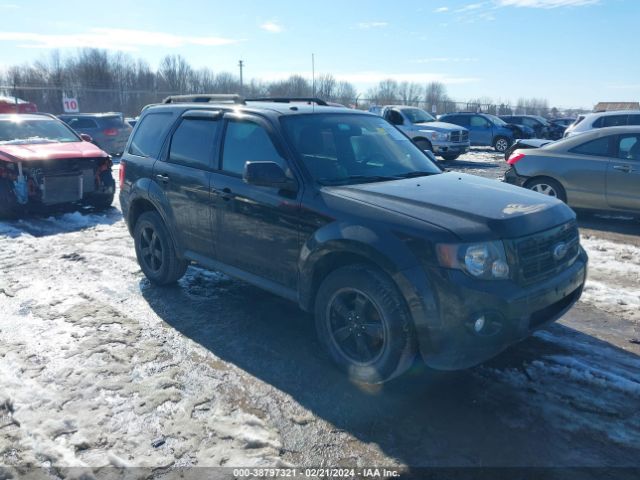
1, 157, 639, 473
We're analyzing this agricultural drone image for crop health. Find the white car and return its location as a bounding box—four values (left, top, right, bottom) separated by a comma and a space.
564, 110, 640, 138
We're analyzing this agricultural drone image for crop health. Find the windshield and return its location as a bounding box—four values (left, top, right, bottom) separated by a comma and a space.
280, 113, 441, 185
486, 114, 508, 127
100, 115, 125, 128
400, 108, 436, 124
533, 115, 550, 126
0, 117, 79, 144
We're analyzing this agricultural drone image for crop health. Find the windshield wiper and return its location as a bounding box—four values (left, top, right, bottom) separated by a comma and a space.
392, 171, 439, 179
319, 175, 401, 185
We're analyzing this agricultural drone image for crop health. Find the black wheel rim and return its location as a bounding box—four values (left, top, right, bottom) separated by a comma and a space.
326, 288, 386, 365
140, 226, 163, 272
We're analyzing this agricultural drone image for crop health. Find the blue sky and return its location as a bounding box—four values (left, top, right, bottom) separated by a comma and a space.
0, 0, 637, 108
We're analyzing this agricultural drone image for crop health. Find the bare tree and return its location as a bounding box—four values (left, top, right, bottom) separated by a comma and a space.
398, 82, 422, 105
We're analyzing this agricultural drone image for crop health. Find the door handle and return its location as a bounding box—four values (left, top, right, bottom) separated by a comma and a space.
212, 187, 235, 201
155, 173, 170, 183
613, 165, 633, 173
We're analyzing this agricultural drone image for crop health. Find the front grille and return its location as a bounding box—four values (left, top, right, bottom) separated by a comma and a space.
450, 130, 469, 143
512, 221, 580, 285
42, 174, 83, 205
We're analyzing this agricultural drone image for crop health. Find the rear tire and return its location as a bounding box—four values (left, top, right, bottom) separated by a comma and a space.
86, 193, 114, 210
525, 177, 567, 202
134, 211, 188, 285
440, 153, 460, 161
314, 264, 417, 384
493, 136, 510, 153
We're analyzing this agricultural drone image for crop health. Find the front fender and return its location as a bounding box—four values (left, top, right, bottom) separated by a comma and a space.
297, 221, 440, 355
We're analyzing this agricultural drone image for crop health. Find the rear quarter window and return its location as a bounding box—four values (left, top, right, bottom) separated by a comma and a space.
569, 136, 612, 157
128, 111, 175, 157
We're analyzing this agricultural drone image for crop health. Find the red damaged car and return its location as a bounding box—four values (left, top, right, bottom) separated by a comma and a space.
0, 113, 115, 218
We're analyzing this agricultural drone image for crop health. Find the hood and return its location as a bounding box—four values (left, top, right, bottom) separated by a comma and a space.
413, 121, 467, 132
326, 172, 574, 241
0, 141, 108, 163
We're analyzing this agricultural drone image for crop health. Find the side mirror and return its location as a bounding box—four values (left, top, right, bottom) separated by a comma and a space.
243, 161, 295, 190
80, 133, 93, 143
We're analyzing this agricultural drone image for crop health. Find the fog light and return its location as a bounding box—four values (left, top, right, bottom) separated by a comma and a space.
491, 259, 509, 279
474, 315, 486, 333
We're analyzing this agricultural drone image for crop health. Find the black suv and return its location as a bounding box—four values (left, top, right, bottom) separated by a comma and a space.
120, 95, 588, 384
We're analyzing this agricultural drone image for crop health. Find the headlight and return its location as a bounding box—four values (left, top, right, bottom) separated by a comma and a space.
436, 241, 510, 280
431, 132, 449, 141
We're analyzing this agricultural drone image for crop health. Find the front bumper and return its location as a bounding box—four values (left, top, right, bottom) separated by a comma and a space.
404, 248, 587, 370
433, 141, 470, 155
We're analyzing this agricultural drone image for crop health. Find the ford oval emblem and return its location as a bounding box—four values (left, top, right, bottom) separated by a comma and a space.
553, 242, 569, 261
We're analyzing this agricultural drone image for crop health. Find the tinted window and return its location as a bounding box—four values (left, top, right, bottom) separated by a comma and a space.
281, 113, 441, 185
618, 135, 640, 161
601, 115, 628, 128
470, 116, 489, 127
522, 117, 539, 128
628, 115, 640, 126
129, 112, 175, 157
386, 110, 404, 125
222, 120, 286, 175
98, 116, 125, 128
445, 115, 469, 126
68, 118, 98, 129
570, 136, 611, 156
168, 118, 219, 169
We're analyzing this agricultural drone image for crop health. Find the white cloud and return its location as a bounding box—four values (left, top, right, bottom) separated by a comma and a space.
260, 21, 283, 33
0, 3, 19, 8
496, 0, 598, 7
434, 6, 449, 12
357, 21, 388, 29
456, 2, 487, 12
0, 28, 241, 51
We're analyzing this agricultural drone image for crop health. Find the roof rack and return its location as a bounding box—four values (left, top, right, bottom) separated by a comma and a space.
245, 97, 328, 106
162, 94, 245, 104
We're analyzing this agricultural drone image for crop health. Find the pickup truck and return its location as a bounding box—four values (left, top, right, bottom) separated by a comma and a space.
372, 105, 470, 161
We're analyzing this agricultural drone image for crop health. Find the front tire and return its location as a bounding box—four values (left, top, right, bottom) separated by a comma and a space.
134, 211, 188, 285
0, 178, 22, 219
414, 139, 433, 153
440, 153, 460, 161
525, 177, 567, 202
314, 264, 417, 384
493, 136, 511, 153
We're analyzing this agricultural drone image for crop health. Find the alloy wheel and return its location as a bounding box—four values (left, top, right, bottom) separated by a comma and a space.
140, 226, 163, 272
326, 288, 386, 365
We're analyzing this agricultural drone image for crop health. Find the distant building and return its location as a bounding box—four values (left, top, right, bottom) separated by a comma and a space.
593, 101, 640, 112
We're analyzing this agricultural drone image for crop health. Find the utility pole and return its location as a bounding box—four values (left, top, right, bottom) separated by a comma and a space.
238, 60, 244, 95
311, 53, 315, 97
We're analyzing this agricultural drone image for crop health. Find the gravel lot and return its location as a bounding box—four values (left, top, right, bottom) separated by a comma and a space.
1, 149, 639, 478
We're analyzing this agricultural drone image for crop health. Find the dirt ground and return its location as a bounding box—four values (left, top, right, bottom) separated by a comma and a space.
1, 149, 639, 478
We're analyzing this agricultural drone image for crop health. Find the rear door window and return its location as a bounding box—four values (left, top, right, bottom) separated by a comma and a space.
570, 136, 612, 157
601, 115, 629, 128
128, 112, 175, 157
168, 118, 219, 169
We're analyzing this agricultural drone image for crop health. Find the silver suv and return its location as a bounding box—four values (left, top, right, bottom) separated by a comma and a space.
373, 106, 470, 160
